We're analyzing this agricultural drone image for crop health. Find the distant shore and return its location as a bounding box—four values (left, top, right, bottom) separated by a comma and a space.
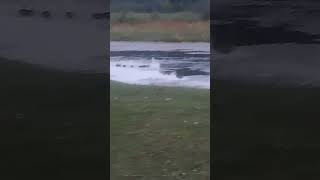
110, 12, 210, 42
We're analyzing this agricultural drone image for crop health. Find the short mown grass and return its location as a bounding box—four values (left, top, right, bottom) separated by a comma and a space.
110, 81, 210, 180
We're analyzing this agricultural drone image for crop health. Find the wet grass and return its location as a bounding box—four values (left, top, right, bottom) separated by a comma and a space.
110, 81, 210, 180
110, 12, 210, 42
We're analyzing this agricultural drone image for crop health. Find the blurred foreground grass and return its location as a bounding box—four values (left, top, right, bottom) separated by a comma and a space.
110, 81, 210, 180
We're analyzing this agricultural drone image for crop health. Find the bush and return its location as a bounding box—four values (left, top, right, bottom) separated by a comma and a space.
111, 12, 205, 24
151, 12, 160, 20
201, 11, 210, 21
118, 11, 128, 23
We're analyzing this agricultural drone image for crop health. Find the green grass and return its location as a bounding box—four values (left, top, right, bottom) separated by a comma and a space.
110, 81, 210, 180
111, 12, 205, 24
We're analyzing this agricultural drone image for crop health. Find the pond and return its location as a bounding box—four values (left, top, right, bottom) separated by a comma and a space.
110, 41, 210, 89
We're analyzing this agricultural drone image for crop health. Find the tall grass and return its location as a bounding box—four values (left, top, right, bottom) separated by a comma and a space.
111, 21, 210, 42
110, 12, 210, 42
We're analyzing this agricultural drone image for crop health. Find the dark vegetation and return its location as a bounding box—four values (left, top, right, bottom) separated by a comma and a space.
111, 0, 210, 20
111, 0, 209, 13
92, 12, 110, 20
18, 8, 34, 17
41, 10, 51, 18
17, 9, 108, 20
65, 11, 75, 19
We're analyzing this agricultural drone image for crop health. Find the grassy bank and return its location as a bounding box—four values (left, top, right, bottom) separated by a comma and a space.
110, 81, 210, 180
110, 12, 210, 42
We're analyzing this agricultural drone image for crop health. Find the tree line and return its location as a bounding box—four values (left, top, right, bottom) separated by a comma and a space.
111, 0, 209, 13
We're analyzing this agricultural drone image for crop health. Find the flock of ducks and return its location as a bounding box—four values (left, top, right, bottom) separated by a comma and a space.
17, 8, 109, 19
115, 64, 150, 68
115, 57, 160, 69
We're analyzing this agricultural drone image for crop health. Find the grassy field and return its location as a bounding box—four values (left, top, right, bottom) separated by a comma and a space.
110, 12, 210, 42
110, 81, 210, 180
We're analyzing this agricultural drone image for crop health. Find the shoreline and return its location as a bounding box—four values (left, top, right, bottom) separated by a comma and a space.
110, 40, 210, 44
110, 80, 210, 90
110, 41, 210, 51
110, 40, 210, 43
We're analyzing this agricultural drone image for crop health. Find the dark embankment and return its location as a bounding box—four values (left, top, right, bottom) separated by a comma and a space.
212, 0, 320, 179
